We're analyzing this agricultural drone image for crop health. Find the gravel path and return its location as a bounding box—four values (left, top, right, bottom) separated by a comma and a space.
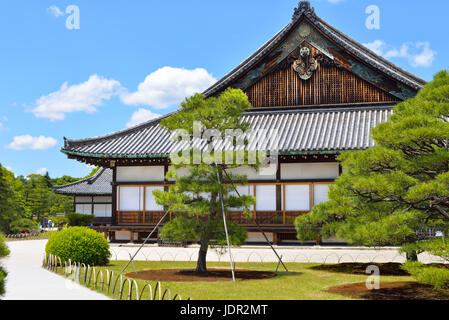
1, 240, 109, 300
109, 244, 444, 264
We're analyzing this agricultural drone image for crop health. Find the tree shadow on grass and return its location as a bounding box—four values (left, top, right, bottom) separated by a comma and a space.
327, 281, 449, 300
310, 263, 409, 276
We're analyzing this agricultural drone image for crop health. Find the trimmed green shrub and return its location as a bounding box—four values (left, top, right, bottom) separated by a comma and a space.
402, 262, 449, 290
0, 267, 6, 297
0, 233, 9, 258
400, 238, 449, 262
45, 227, 110, 265
9, 218, 38, 233
66, 213, 95, 226
0, 233, 9, 296
400, 238, 449, 290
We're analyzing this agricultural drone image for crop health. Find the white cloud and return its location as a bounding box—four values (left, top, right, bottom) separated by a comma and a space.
36, 168, 48, 175
47, 5, 64, 18
363, 40, 385, 56
126, 108, 161, 128
121, 67, 216, 109
0, 116, 7, 130
363, 40, 436, 67
6, 135, 58, 150
5, 166, 12, 172
32, 74, 122, 121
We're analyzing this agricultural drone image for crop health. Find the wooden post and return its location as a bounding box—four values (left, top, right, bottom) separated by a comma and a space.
282, 184, 286, 225
112, 168, 117, 225
315, 230, 321, 246
253, 184, 257, 223
130, 231, 134, 243
273, 232, 279, 245
143, 187, 146, 224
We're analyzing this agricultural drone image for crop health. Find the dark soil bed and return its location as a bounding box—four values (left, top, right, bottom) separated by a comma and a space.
311, 263, 409, 276
327, 281, 449, 300
125, 268, 277, 282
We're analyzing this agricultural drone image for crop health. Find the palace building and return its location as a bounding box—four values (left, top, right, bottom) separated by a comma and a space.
58, 1, 425, 243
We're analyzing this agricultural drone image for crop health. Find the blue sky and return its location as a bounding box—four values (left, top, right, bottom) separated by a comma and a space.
0, 0, 447, 178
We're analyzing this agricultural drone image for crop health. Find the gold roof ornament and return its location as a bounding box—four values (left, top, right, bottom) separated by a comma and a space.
292, 46, 318, 80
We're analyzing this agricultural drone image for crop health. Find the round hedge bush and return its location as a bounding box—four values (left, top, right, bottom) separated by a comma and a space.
45, 227, 110, 266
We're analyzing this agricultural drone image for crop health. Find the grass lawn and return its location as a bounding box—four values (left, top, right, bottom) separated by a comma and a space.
69, 261, 414, 300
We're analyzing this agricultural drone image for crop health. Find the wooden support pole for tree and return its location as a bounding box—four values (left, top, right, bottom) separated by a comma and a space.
216, 170, 235, 282
119, 211, 169, 275
223, 169, 288, 272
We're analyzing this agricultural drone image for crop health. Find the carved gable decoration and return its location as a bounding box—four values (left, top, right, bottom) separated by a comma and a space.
204, 1, 425, 107
245, 44, 400, 108
292, 46, 318, 80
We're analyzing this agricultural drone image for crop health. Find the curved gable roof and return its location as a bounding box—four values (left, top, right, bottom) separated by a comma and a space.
203, 1, 425, 99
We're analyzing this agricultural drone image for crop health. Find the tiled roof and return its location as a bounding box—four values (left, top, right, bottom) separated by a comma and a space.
62, 105, 392, 158
53, 168, 112, 195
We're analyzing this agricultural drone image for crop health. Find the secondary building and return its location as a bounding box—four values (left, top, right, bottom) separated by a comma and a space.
53, 168, 113, 226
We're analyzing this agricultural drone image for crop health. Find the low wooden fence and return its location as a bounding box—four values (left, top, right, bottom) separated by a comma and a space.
5, 232, 47, 241
43, 253, 191, 300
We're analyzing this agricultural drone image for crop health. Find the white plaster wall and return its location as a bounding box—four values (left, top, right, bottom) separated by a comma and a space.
280, 163, 339, 180
93, 196, 112, 203
167, 166, 191, 181
75, 196, 92, 203
116, 166, 165, 182
227, 166, 276, 180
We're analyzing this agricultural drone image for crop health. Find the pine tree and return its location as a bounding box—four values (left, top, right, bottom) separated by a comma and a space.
295, 71, 449, 260
153, 89, 258, 272
24, 174, 51, 222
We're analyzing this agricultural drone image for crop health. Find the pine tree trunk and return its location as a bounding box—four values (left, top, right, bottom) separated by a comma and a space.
196, 239, 209, 273
406, 250, 418, 262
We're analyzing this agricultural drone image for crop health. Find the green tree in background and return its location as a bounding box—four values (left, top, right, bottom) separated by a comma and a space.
0, 165, 25, 233
0, 164, 99, 232
154, 89, 257, 272
9, 218, 38, 233
24, 174, 51, 222
295, 71, 449, 261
